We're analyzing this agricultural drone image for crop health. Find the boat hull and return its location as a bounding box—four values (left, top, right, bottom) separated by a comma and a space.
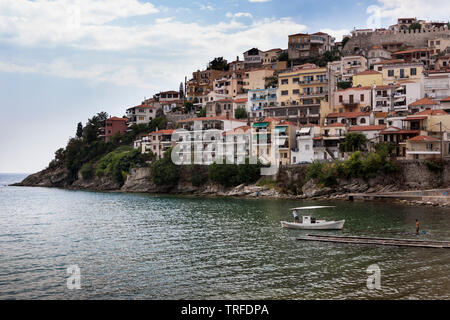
281, 220, 345, 230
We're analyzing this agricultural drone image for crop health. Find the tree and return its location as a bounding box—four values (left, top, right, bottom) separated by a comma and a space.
409, 23, 422, 31
234, 108, 247, 120
341, 36, 350, 49
184, 102, 194, 114
179, 82, 184, 98
198, 107, 206, 117
151, 148, 180, 188
76, 122, 83, 138
149, 116, 168, 132
278, 52, 289, 62
339, 133, 368, 153
208, 57, 229, 71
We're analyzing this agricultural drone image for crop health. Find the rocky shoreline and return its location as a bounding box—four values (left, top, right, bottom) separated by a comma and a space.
12, 165, 450, 208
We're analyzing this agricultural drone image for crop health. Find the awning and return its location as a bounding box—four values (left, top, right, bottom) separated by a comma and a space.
274, 126, 288, 133
253, 122, 269, 128
404, 116, 427, 121
298, 127, 311, 134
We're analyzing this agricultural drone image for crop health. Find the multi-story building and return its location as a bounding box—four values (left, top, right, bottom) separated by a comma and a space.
262, 48, 283, 67
222, 126, 252, 164
243, 48, 264, 67
288, 33, 311, 60
243, 67, 274, 91
367, 46, 392, 69
408, 97, 440, 113
374, 82, 422, 112
156, 90, 182, 101
309, 32, 335, 55
274, 64, 328, 124
424, 70, 450, 100
435, 55, 450, 71
328, 56, 368, 82
428, 36, 450, 57
126, 103, 160, 126
348, 125, 386, 142
274, 121, 298, 166
213, 70, 246, 98
313, 123, 347, 161
405, 135, 441, 160
325, 112, 370, 126
352, 70, 383, 87
380, 62, 424, 85
140, 129, 175, 159
248, 88, 277, 120
290, 125, 321, 164
186, 69, 227, 101
175, 117, 247, 165
392, 48, 433, 69
101, 117, 128, 142
206, 99, 234, 118
334, 86, 372, 113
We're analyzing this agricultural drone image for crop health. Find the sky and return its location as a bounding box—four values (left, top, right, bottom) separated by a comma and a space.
0, 0, 449, 173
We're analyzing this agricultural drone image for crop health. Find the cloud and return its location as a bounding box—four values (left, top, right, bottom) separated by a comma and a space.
248, 0, 271, 3
319, 28, 351, 42
0, 1, 308, 91
366, 0, 450, 28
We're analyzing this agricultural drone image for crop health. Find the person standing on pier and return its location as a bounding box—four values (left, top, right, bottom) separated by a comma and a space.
416, 219, 420, 235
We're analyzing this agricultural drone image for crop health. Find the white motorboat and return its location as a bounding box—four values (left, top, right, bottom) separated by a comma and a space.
281, 206, 345, 230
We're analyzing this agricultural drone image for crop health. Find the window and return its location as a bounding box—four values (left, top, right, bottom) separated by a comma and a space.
360, 94, 364, 102
410, 68, 417, 76
305, 145, 310, 151
293, 89, 300, 95
339, 95, 343, 103
281, 79, 289, 85
281, 90, 288, 96
293, 78, 299, 83
360, 118, 366, 124
388, 70, 394, 77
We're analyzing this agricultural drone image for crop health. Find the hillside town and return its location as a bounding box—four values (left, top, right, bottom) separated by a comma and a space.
102, 17, 450, 166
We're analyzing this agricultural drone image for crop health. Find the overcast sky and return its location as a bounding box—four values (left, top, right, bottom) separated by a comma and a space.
1, 0, 449, 173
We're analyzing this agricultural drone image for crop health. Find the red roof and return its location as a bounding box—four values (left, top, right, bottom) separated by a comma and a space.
441, 97, 450, 102
149, 129, 174, 135
233, 98, 248, 103
408, 135, 439, 142
222, 126, 251, 136
178, 116, 246, 123
216, 98, 233, 103
107, 117, 127, 122
416, 109, 447, 116
326, 112, 369, 119
404, 116, 428, 121
374, 59, 405, 65
349, 125, 386, 131
324, 123, 346, 127
393, 48, 430, 55
355, 70, 381, 76
409, 98, 439, 107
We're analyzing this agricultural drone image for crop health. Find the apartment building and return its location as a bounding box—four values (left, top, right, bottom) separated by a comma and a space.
313, 123, 347, 161
126, 104, 160, 126
290, 125, 321, 164
352, 70, 383, 87
334, 87, 372, 113
275, 64, 328, 124
214, 70, 246, 98
392, 49, 433, 69
141, 129, 175, 159
328, 56, 368, 82
186, 69, 226, 101
243, 68, 274, 91
102, 117, 128, 142
288, 33, 311, 60
262, 48, 283, 67
367, 46, 392, 69
247, 88, 277, 120
380, 62, 424, 85
408, 97, 440, 113
424, 70, 450, 100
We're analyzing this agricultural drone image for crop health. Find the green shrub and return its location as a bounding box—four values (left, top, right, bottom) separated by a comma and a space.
151, 148, 180, 187
425, 159, 444, 173
208, 159, 263, 187
305, 161, 325, 180
189, 165, 208, 187
80, 162, 94, 180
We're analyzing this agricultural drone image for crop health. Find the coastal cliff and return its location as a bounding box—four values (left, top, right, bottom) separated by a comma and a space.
14, 160, 450, 206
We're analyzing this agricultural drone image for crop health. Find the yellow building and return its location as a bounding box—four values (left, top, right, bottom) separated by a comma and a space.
244, 68, 274, 91
380, 62, 424, 85
352, 70, 383, 87
276, 63, 328, 124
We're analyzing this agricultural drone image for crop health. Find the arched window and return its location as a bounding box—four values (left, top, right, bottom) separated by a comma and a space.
360, 118, 366, 124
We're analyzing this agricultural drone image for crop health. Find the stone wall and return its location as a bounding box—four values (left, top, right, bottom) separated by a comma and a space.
343, 28, 450, 55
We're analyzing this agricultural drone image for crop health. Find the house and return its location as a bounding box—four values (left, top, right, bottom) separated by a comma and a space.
156, 91, 181, 101
175, 117, 247, 165
276, 63, 327, 124
373, 59, 405, 72
251, 118, 282, 165
247, 88, 277, 120
334, 87, 372, 113
187, 69, 227, 101
222, 126, 252, 164
352, 70, 383, 87
408, 97, 440, 113
288, 33, 311, 60
213, 70, 246, 98
441, 96, 450, 112
309, 32, 335, 55
102, 117, 128, 142
313, 123, 347, 161
290, 125, 321, 164
380, 61, 424, 85
206, 99, 234, 118
262, 48, 283, 67
243, 48, 264, 67
141, 129, 175, 159
274, 121, 298, 166
328, 56, 368, 82
379, 126, 422, 158
406, 135, 441, 160
392, 48, 432, 69
435, 55, 450, 71
348, 125, 386, 142
423, 70, 450, 100
160, 100, 184, 115
126, 103, 160, 126
367, 46, 392, 69
325, 112, 370, 126
243, 67, 274, 91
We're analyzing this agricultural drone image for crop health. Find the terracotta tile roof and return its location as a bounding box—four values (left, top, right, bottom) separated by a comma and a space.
107, 117, 128, 121
338, 86, 372, 92
178, 116, 246, 123
233, 98, 248, 103
149, 129, 175, 135
216, 98, 233, 103
409, 97, 439, 107
441, 97, 450, 102
416, 109, 447, 116
374, 59, 405, 65
265, 48, 282, 52
349, 125, 386, 131
326, 112, 370, 118
393, 48, 430, 55
222, 126, 251, 136
408, 135, 439, 142
375, 112, 389, 118
324, 123, 347, 127
355, 70, 381, 76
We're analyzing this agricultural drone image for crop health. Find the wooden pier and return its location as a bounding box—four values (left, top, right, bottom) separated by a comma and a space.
297, 234, 450, 249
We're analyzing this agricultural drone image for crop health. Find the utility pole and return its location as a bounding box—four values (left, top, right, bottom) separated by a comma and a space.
440, 121, 443, 161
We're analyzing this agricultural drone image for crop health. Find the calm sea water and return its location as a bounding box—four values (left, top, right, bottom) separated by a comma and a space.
0, 173, 449, 300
